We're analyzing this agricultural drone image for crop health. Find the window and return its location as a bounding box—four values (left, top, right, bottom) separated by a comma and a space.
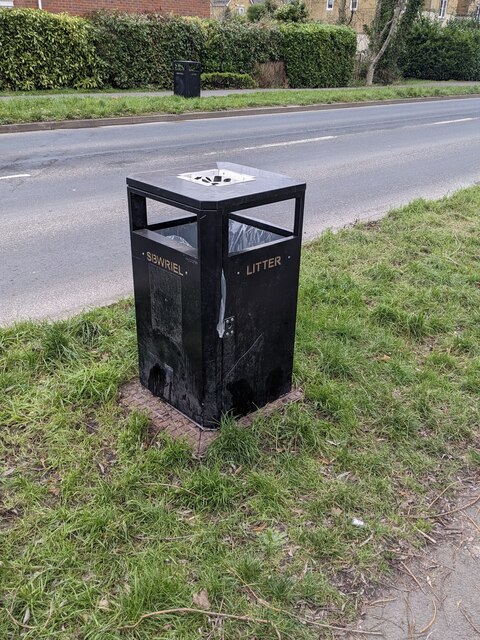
439, 0, 448, 17
326, 0, 334, 10
475, 4, 480, 19
350, 0, 358, 9
0, 0, 14, 6
237, 4, 245, 13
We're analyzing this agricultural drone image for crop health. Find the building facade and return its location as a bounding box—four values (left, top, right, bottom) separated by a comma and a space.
306, 0, 478, 33
211, 0, 263, 18
211, 0, 480, 33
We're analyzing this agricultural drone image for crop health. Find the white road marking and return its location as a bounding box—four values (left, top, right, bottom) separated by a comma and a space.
243, 135, 337, 150
0, 173, 31, 180
429, 117, 476, 125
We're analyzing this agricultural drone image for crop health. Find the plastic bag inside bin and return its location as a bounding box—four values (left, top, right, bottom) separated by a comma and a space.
228, 220, 281, 252
156, 220, 282, 252
156, 223, 197, 248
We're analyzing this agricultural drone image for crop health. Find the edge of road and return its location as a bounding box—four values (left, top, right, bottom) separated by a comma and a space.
2, 92, 480, 134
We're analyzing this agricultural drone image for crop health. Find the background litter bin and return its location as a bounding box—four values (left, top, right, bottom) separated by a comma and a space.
173, 60, 201, 98
127, 162, 306, 428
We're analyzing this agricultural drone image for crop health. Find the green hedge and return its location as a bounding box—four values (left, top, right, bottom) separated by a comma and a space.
89, 14, 282, 87
281, 23, 356, 88
202, 20, 282, 75
94, 18, 356, 88
0, 9, 356, 91
0, 9, 101, 90
401, 18, 480, 81
90, 13, 206, 89
201, 72, 257, 89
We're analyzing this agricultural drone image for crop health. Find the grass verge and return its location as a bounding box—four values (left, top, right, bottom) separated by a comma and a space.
1, 84, 480, 125
1, 187, 479, 638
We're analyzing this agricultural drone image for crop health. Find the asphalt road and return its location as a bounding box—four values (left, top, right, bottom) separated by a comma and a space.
1, 97, 479, 325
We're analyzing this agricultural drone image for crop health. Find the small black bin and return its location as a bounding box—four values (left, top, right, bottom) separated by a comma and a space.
173, 60, 201, 98
127, 162, 306, 428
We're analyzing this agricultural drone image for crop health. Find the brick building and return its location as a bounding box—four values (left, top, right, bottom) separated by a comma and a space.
2, 0, 478, 30
2, 0, 210, 17
211, 0, 479, 35
305, 0, 478, 34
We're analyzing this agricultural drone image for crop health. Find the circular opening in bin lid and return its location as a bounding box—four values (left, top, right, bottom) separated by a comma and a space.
178, 168, 256, 187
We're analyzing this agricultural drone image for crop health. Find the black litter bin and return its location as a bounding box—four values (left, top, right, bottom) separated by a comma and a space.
173, 60, 201, 98
127, 162, 306, 429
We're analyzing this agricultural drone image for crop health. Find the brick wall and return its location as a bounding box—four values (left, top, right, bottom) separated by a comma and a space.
13, 0, 37, 7
13, 0, 210, 17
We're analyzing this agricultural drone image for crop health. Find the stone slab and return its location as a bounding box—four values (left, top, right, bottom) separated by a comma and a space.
119, 379, 303, 456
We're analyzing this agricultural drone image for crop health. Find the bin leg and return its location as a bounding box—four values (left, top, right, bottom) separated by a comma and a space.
128, 191, 147, 231
293, 193, 305, 238
198, 210, 224, 426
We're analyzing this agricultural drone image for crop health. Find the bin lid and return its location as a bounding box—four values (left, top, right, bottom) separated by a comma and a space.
126, 162, 306, 211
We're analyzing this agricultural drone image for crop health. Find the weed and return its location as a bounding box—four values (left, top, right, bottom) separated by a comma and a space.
175, 466, 242, 512
258, 528, 288, 556
142, 436, 193, 473
207, 418, 260, 467
118, 411, 149, 456
40, 322, 76, 363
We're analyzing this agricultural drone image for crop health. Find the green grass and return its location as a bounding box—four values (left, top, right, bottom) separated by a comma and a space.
1, 84, 480, 125
1, 187, 480, 638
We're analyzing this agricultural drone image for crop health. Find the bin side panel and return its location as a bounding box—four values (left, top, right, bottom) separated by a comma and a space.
223, 237, 301, 417
131, 232, 203, 424
149, 264, 183, 345
186, 75, 201, 99
173, 71, 185, 97
173, 70, 200, 98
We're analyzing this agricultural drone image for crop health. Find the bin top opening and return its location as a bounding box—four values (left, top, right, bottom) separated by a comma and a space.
127, 162, 306, 212
178, 168, 256, 187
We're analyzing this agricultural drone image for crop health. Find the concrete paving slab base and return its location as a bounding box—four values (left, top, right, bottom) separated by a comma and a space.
119, 379, 304, 456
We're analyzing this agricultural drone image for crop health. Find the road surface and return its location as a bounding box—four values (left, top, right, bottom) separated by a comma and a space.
1, 97, 479, 325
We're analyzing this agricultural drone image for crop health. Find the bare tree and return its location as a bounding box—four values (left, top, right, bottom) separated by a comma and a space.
365, 0, 407, 85
365, 0, 423, 85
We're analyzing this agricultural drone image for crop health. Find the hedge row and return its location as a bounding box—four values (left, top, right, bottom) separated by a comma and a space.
91, 13, 206, 89
281, 22, 356, 88
90, 13, 284, 88
0, 9, 356, 91
401, 18, 480, 81
0, 9, 101, 90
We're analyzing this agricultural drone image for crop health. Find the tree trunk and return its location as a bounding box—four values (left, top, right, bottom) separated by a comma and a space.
365, 0, 405, 86
366, 63, 375, 86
